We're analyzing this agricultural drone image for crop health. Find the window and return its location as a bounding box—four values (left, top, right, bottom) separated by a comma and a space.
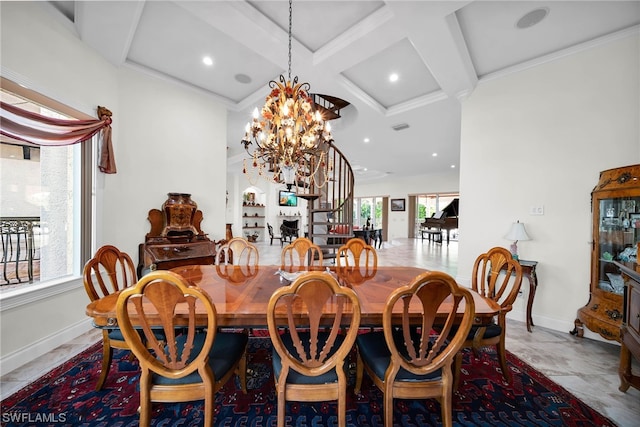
0, 82, 93, 291
353, 196, 384, 229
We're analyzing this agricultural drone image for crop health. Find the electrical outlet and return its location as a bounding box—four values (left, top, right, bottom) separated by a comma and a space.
530, 205, 544, 215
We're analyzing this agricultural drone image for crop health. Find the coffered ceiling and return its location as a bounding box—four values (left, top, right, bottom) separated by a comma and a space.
45, 1, 640, 182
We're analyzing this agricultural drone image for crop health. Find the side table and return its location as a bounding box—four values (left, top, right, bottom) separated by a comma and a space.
518, 260, 539, 332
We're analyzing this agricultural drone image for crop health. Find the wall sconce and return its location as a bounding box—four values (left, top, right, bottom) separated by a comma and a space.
504, 220, 530, 260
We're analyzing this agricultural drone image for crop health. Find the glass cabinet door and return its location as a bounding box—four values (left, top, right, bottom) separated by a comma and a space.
596, 196, 640, 295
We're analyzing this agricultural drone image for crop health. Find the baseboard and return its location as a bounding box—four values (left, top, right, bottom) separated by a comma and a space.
0, 319, 93, 375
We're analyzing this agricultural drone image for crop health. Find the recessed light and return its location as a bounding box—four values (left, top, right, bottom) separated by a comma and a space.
516, 8, 549, 29
432, 153, 438, 157
389, 73, 399, 83
235, 73, 252, 84
451, 164, 456, 168
363, 138, 370, 143
202, 56, 214, 66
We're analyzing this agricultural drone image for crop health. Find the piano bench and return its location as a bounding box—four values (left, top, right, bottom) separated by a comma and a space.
421, 229, 442, 244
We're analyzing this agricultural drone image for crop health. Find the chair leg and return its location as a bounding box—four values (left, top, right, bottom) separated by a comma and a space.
497, 341, 511, 383
138, 371, 152, 427
354, 351, 364, 394
204, 383, 214, 427
452, 351, 463, 390
238, 352, 247, 393
338, 387, 346, 427
383, 385, 394, 427
276, 384, 286, 427
440, 385, 453, 427
96, 333, 113, 391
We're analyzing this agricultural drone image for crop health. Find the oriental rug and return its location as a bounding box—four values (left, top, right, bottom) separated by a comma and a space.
1, 337, 615, 426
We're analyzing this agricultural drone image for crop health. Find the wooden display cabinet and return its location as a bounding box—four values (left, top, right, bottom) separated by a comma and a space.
572, 164, 640, 342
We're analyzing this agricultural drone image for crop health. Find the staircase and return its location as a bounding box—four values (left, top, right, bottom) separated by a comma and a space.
295, 139, 354, 260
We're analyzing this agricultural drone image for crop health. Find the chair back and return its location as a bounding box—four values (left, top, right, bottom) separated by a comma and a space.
336, 238, 377, 284
267, 223, 275, 238
218, 237, 259, 266
83, 245, 137, 301
281, 237, 323, 271
383, 271, 475, 377
267, 272, 361, 377
116, 270, 216, 379
472, 247, 523, 312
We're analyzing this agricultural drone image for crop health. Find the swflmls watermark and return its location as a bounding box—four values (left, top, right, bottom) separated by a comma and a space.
1, 412, 67, 423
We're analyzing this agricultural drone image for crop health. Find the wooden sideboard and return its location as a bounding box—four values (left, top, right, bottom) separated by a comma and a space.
616, 261, 640, 393
137, 193, 217, 276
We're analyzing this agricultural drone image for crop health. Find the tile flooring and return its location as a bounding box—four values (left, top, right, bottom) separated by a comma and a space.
2, 238, 639, 426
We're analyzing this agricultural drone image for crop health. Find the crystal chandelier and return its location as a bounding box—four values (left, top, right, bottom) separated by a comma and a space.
241, 0, 333, 191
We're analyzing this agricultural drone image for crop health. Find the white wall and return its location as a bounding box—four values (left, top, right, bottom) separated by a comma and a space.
98, 66, 228, 258
0, 2, 228, 370
458, 34, 640, 336
355, 170, 460, 241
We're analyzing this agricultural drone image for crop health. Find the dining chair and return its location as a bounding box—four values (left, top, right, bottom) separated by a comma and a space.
116, 270, 248, 427
267, 223, 284, 247
83, 244, 139, 390
452, 246, 523, 389
267, 272, 361, 427
280, 237, 323, 271
218, 236, 259, 266
336, 238, 377, 284
355, 270, 475, 427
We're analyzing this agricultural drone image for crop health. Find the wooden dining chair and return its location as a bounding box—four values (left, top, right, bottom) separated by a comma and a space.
280, 237, 323, 271
218, 236, 259, 266
355, 271, 475, 427
452, 246, 523, 389
83, 244, 139, 390
116, 270, 248, 427
336, 238, 377, 284
267, 272, 361, 427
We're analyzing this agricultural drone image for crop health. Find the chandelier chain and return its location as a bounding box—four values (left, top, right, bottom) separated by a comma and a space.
288, 0, 292, 81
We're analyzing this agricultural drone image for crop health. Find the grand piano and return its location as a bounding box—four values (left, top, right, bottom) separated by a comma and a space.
421, 198, 459, 245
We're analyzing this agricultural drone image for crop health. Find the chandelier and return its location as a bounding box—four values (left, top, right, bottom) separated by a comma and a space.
241, 0, 333, 191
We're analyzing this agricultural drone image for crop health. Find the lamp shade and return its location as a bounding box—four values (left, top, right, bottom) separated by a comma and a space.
504, 221, 530, 242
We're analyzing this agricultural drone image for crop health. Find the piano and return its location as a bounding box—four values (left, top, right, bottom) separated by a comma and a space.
422, 198, 459, 245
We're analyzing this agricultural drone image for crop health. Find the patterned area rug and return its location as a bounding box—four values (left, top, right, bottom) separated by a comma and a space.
1, 337, 615, 426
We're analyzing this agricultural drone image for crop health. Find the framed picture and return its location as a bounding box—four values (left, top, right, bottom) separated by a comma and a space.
630, 213, 640, 228
390, 198, 405, 211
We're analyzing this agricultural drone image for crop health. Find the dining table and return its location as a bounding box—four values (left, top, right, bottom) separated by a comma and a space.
86, 264, 501, 328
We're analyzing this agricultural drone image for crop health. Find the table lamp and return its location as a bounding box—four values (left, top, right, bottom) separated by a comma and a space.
504, 220, 530, 260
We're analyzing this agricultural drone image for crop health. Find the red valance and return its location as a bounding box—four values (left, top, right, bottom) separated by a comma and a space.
0, 101, 116, 173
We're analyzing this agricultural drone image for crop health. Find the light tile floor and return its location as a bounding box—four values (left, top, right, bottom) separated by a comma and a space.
2, 238, 639, 425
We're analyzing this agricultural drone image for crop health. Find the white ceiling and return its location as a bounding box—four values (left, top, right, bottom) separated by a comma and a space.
46, 1, 640, 182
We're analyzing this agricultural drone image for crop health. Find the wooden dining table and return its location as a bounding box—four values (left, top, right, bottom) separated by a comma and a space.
85, 264, 500, 328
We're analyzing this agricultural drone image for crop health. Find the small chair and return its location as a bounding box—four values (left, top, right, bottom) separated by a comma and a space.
217, 237, 259, 266
355, 271, 475, 427
116, 270, 248, 427
267, 272, 361, 427
336, 238, 377, 281
452, 246, 523, 389
281, 237, 323, 271
267, 223, 284, 247
83, 245, 138, 390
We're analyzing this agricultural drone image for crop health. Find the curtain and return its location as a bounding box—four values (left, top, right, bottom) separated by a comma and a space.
0, 102, 116, 173
408, 196, 417, 238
